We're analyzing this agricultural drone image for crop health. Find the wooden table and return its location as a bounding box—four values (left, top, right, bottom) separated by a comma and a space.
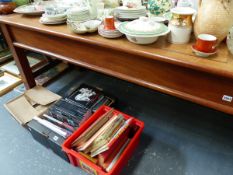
1, 14, 233, 115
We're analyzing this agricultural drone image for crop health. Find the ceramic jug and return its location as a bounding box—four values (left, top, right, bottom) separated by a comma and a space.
194, 0, 233, 44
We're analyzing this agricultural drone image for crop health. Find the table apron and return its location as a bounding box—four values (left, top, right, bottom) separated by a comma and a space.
8, 25, 233, 115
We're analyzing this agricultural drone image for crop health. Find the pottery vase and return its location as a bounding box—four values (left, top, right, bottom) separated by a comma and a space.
148, 0, 172, 16
0, 0, 16, 14
194, 0, 233, 44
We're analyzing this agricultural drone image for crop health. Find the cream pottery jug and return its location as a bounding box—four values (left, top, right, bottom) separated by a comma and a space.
194, 0, 233, 43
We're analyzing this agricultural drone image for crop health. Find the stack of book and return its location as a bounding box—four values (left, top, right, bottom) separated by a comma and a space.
37, 84, 115, 138
71, 108, 135, 172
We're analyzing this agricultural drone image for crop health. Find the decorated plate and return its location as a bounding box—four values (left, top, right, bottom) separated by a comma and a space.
14, 5, 44, 15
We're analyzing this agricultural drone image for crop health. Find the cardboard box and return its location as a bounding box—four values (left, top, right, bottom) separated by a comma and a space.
4, 86, 68, 161
27, 119, 69, 162
48, 131, 69, 162
27, 119, 51, 148
4, 86, 61, 125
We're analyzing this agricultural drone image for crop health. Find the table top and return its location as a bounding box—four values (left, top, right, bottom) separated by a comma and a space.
1, 14, 233, 78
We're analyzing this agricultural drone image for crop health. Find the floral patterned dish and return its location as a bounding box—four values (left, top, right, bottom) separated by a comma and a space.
148, 0, 172, 16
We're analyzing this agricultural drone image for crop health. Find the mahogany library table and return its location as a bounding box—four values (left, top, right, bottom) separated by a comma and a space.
1, 14, 233, 115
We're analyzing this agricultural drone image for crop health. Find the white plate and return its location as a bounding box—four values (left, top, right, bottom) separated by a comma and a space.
117, 15, 146, 18
42, 13, 66, 20
40, 18, 66, 25
117, 12, 147, 15
98, 31, 123, 38
116, 6, 146, 11
14, 5, 44, 15
150, 16, 166, 23
116, 9, 146, 12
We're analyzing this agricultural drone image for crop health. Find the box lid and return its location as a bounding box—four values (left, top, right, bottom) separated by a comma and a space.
4, 86, 61, 125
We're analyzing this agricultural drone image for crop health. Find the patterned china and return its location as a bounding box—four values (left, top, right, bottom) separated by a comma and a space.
14, 4, 44, 15
39, 5, 67, 25
148, 0, 172, 16
13, 1, 55, 15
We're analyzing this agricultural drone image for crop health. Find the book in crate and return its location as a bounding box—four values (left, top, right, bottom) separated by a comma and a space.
71, 108, 136, 172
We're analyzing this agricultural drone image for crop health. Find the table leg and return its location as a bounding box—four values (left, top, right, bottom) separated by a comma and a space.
0, 24, 36, 89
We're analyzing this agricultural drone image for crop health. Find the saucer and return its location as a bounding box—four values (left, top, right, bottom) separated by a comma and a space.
98, 24, 123, 39
42, 13, 67, 20
192, 45, 217, 58
40, 17, 66, 25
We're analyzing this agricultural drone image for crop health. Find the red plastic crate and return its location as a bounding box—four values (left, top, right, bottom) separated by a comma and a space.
62, 105, 144, 175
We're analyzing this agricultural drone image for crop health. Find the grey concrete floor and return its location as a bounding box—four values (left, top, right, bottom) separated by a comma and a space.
1, 68, 233, 175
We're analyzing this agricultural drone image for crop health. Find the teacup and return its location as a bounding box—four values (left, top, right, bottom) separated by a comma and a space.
195, 34, 218, 53
104, 16, 115, 30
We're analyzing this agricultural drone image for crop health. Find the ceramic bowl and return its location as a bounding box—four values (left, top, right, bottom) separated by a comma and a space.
149, 16, 167, 23
119, 17, 169, 35
125, 34, 159, 44
118, 17, 170, 44
123, 29, 170, 44
68, 20, 101, 34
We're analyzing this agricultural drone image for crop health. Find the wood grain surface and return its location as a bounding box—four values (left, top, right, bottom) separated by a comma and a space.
1, 14, 233, 114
